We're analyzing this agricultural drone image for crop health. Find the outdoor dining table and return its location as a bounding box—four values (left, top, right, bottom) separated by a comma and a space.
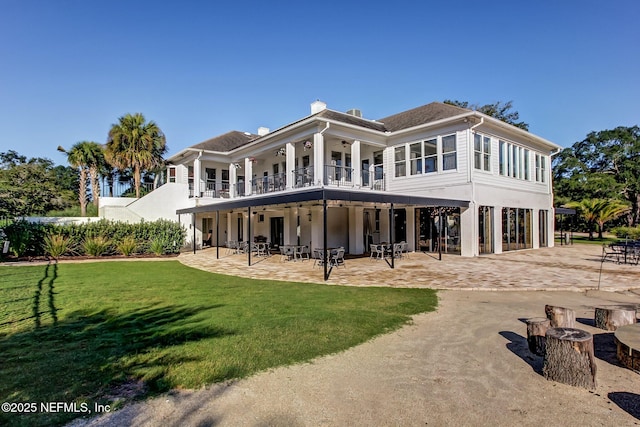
608, 242, 640, 265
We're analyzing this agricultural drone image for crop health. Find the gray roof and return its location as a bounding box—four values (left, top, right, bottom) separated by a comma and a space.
191, 131, 258, 152
188, 102, 472, 153
377, 102, 471, 132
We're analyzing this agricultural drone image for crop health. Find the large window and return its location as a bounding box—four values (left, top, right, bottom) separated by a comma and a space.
539, 209, 548, 247
499, 140, 533, 181
395, 146, 406, 177
474, 134, 491, 171
442, 134, 457, 170
502, 207, 532, 251
479, 206, 494, 254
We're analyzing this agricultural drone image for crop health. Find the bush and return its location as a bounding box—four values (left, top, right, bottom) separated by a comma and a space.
610, 226, 640, 240
83, 236, 112, 257
0, 219, 186, 258
116, 236, 137, 256
149, 238, 167, 255
43, 234, 75, 259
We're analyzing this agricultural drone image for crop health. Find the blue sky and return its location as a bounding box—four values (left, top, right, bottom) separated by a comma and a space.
1, 0, 638, 166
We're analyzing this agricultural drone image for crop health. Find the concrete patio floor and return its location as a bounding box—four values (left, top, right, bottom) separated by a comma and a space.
178, 243, 640, 292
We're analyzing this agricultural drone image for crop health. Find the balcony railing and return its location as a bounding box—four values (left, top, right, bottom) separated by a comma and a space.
324, 165, 353, 186
251, 173, 286, 195
293, 167, 315, 188
361, 165, 385, 191
101, 180, 159, 197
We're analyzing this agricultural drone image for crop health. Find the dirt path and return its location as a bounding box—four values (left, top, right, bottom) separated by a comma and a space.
71, 289, 640, 427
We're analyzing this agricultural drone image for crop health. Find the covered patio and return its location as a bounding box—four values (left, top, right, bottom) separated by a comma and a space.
177, 188, 469, 280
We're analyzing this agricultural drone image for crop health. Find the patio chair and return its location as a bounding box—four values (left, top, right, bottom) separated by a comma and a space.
602, 243, 624, 264
370, 243, 384, 260
226, 240, 237, 255
313, 249, 325, 267
330, 248, 346, 268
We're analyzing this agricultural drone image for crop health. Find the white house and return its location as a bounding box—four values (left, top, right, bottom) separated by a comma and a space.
100, 101, 560, 259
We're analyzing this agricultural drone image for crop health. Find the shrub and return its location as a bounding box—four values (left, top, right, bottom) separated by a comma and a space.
83, 236, 112, 257
610, 226, 640, 240
116, 237, 138, 256
43, 234, 75, 259
149, 238, 166, 255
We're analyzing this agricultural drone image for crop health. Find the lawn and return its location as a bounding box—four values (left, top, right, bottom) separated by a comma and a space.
0, 260, 437, 426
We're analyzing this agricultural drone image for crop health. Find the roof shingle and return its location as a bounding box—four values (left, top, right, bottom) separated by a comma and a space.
191, 131, 258, 152
377, 102, 471, 132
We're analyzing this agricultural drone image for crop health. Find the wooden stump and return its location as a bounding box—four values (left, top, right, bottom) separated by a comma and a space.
594, 306, 637, 331
545, 305, 576, 328
543, 327, 596, 389
614, 323, 640, 373
525, 317, 550, 356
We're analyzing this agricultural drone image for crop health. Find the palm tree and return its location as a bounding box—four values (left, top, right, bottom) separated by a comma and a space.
595, 200, 631, 239
564, 199, 606, 240
59, 142, 90, 216
105, 113, 167, 198
83, 142, 106, 208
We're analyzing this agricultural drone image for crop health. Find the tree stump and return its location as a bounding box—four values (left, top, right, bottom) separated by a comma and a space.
545, 305, 576, 328
543, 327, 596, 389
525, 317, 550, 356
594, 306, 637, 331
614, 323, 640, 373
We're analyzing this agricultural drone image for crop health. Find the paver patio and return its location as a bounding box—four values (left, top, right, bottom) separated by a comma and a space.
179, 244, 640, 292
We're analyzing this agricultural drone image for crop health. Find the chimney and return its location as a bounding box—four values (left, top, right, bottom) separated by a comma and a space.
310, 100, 327, 114
257, 127, 270, 136
346, 108, 362, 118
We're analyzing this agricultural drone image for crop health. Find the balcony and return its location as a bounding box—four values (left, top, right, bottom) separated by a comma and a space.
251, 173, 286, 195
100, 180, 160, 198
293, 167, 315, 188
190, 182, 230, 198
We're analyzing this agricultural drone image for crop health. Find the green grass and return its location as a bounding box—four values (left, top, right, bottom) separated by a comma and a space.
556, 235, 619, 245
0, 261, 437, 426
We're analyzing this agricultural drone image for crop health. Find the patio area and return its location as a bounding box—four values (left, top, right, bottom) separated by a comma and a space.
178, 244, 640, 292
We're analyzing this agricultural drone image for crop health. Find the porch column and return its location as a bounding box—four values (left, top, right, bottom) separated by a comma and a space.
460, 203, 476, 257
349, 206, 364, 255
229, 162, 238, 199
351, 141, 361, 187
532, 209, 540, 249
283, 207, 297, 246
286, 142, 295, 190
244, 157, 253, 196
494, 205, 503, 254
406, 208, 416, 251
313, 132, 324, 186
193, 152, 202, 198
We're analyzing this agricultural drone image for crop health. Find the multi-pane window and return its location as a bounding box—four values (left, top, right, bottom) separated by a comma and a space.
168, 167, 176, 183
535, 154, 547, 183
424, 138, 437, 173
499, 140, 535, 182
442, 134, 457, 170
409, 143, 422, 175
474, 134, 491, 171
395, 146, 406, 177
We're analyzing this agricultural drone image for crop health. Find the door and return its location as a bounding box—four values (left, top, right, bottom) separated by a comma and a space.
270, 217, 284, 248
393, 209, 406, 243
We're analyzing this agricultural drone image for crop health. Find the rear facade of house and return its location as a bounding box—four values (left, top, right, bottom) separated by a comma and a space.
99, 101, 560, 257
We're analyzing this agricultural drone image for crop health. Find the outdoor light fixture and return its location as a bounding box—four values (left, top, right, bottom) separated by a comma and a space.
233, 163, 242, 169
275, 147, 286, 157
304, 140, 312, 150
307, 212, 312, 221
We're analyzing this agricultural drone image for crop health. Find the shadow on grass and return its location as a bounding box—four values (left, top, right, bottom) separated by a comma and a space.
0, 304, 232, 427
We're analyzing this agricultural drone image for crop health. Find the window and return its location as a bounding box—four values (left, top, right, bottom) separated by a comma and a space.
302, 155, 310, 168
535, 154, 547, 183
409, 142, 421, 175
424, 138, 437, 173
442, 134, 457, 170
168, 167, 176, 183
395, 146, 406, 177
499, 141, 506, 175
523, 149, 530, 180
474, 134, 491, 171
502, 207, 532, 251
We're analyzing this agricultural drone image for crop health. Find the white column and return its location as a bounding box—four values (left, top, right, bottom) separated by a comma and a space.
460, 203, 476, 257
406, 208, 416, 251
283, 207, 297, 245
193, 153, 202, 198
229, 162, 237, 199
313, 132, 324, 186
351, 140, 361, 187
244, 157, 253, 196
348, 206, 364, 255
310, 207, 323, 252
494, 206, 503, 254
286, 142, 295, 189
